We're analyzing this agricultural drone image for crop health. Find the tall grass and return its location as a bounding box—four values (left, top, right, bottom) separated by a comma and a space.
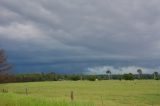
0, 93, 94, 106
0, 80, 160, 106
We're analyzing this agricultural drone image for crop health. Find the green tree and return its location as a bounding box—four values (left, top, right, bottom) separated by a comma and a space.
137, 69, 142, 79
106, 69, 111, 80
153, 72, 159, 80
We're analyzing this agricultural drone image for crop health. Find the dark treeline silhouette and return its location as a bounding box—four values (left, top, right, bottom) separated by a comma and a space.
0, 72, 159, 83
14, 73, 97, 82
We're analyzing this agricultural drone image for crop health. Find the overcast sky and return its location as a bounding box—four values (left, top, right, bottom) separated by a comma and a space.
1, 0, 160, 74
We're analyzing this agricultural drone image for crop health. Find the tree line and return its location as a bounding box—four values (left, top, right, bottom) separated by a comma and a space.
0, 72, 159, 83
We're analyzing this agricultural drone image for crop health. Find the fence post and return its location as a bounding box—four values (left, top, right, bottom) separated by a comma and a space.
25, 88, 28, 95
71, 91, 74, 101
2, 88, 4, 93
101, 96, 103, 106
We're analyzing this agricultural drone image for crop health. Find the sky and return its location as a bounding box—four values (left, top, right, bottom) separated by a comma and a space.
0, 0, 160, 74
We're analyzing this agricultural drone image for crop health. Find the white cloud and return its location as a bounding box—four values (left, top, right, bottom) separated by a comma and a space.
0, 23, 43, 40
86, 66, 159, 75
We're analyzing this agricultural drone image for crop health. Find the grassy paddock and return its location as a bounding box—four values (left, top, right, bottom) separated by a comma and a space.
0, 80, 160, 106
0, 93, 93, 106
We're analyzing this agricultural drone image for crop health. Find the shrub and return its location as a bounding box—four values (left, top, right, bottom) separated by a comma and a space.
70, 75, 81, 81
123, 73, 134, 80
87, 75, 96, 81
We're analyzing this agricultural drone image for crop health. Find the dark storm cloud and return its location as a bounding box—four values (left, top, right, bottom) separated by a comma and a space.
1, 0, 160, 73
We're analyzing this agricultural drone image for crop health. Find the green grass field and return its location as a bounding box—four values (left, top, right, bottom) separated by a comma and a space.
0, 80, 160, 106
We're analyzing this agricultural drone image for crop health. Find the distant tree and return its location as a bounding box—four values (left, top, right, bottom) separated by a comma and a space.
137, 69, 142, 79
123, 73, 134, 80
106, 69, 111, 80
0, 49, 12, 75
119, 68, 123, 81
0, 49, 12, 83
153, 72, 159, 80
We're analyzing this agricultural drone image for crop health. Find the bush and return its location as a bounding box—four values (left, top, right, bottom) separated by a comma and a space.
87, 75, 96, 81
70, 75, 80, 81
154, 77, 159, 80
123, 73, 134, 80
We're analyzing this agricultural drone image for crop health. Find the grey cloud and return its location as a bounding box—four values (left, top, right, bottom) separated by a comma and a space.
1, 0, 160, 73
